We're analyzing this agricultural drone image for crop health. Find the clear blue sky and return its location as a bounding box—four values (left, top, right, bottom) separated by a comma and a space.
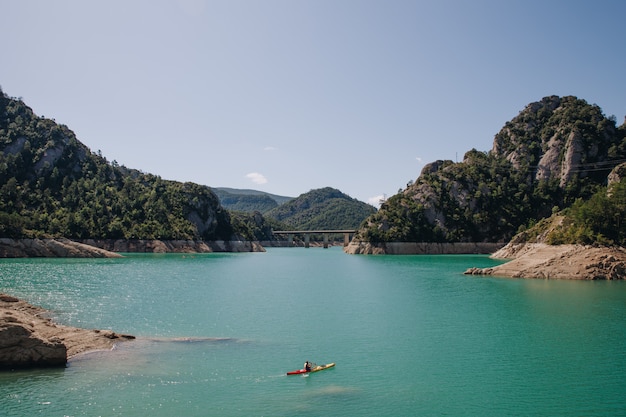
2, 0, 625, 206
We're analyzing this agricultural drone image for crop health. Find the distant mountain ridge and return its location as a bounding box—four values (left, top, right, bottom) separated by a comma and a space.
214, 186, 376, 231
214, 188, 293, 204
0, 87, 372, 246
212, 188, 292, 213
264, 187, 376, 230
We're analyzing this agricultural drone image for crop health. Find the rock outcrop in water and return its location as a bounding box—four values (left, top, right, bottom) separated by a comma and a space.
0, 293, 134, 369
464, 244, 626, 280
0, 318, 67, 368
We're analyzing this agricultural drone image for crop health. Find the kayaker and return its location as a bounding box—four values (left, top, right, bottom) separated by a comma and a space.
304, 361, 311, 372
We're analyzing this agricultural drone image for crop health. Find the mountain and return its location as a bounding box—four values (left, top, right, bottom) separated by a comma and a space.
0, 88, 369, 245
6, 88, 621, 249
264, 187, 377, 230
0, 88, 247, 241
212, 188, 292, 213
354, 96, 626, 245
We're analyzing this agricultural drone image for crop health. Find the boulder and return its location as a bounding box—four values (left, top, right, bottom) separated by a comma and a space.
0, 323, 67, 368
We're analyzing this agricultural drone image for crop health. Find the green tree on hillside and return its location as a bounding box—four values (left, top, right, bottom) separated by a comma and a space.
0, 88, 236, 241
355, 96, 626, 244
548, 180, 626, 245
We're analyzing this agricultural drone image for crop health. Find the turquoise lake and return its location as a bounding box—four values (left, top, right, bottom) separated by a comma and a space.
1, 247, 625, 416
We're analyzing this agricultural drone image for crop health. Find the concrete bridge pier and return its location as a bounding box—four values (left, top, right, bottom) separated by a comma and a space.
323, 233, 329, 248
304, 233, 310, 248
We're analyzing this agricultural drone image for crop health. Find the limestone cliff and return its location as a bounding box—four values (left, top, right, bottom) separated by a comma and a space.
608, 162, 626, 188
492, 95, 619, 187
350, 96, 625, 248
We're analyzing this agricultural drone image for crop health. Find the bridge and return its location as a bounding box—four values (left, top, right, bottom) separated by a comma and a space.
272, 230, 357, 248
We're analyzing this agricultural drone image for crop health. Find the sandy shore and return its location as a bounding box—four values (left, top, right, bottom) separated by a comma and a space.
465, 244, 626, 279
0, 293, 134, 368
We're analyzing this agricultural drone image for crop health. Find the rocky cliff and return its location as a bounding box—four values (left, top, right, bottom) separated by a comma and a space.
608, 162, 626, 188
351, 96, 626, 248
493, 96, 619, 187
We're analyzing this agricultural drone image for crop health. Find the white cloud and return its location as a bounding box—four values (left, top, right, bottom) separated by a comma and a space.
264, 146, 278, 151
368, 194, 386, 207
415, 157, 423, 163
246, 172, 268, 185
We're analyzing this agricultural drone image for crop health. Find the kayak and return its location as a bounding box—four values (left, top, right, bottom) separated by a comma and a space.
287, 362, 335, 375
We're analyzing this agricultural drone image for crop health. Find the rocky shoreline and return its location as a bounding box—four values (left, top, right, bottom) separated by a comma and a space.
80, 238, 265, 253
344, 241, 505, 255
0, 238, 122, 258
344, 240, 626, 280
464, 243, 626, 280
0, 293, 134, 369
0, 238, 265, 257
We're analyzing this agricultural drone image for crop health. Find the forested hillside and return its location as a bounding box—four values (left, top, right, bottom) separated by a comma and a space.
355, 96, 626, 245
212, 188, 292, 213
512, 174, 626, 246
0, 88, 245, 241
0, 88, 366, 244
265, 187, 376, 230
5, 89, 622, 247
